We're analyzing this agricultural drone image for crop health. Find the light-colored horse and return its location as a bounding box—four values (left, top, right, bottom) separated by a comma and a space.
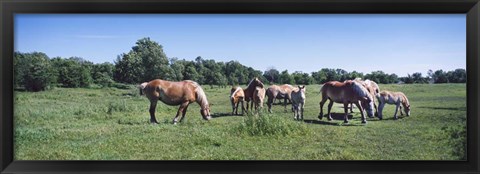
318, 80, 374, 124
230, 86, 245, 115
291, 85, 306, 121
266, 84, 295, 113
243, 77, 265, 112
252, 87, 266, 113
348, 78, 380, 116
376, 91, 411, 120
140, 79, 211, 124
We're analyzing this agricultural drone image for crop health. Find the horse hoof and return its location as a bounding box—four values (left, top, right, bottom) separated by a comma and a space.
362, 121, 367, 124
343, 121, 349, 124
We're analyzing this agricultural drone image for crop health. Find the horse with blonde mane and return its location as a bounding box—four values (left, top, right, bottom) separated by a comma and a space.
348, 78, 380, 116
291, 85, 306, 121
252, 87, 266, 113
230, 86, 246, 115
376, 91, 411, 120
139, 79, 211, 124
266, 84, 295, 113
243, 77, 265, 112
318, 80, 374, 124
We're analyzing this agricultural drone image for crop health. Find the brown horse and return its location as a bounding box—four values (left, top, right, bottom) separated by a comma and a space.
140, 79, 211, 124
230, 86, 245, 115
252, 87, 266, 113
376, 91, 411, 120
266, 84, 295, 113
243, 77, 265, 112
318, 80, 374, 124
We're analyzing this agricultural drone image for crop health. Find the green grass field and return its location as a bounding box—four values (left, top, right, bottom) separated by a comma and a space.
14, 83, 466, 160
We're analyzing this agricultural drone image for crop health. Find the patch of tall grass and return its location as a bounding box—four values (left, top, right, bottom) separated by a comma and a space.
234, 113, 312, 137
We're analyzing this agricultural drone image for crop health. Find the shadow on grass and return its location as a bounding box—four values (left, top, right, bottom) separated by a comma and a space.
327, 113, 353, 120
211, 112, 244, 118
418, 106, 466, 111
368, 116, 406, 121
303, 119, 339, 126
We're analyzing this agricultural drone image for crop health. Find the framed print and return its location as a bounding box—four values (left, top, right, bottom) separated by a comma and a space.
1, 0, 479, 173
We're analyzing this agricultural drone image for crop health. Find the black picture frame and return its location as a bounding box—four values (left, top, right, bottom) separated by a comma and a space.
1, 0, 479, 173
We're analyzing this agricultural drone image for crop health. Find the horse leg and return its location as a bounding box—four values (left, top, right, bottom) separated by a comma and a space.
284, 97, 288, 113
179, 104, 189, 123
300, 102, 304, 120
231, 99, 236, 115
318, 96, 328, 120
354, 101, 367, 124
173, 102, 189, 124
149, 100, 159, 124
349, 103, 354, 113
343, 103, 350, 123
241, 101, 246, 115
293, 104, 298, 120
327, 99, 334, 121
377, 102, 385, 120
399, 105, 404, 116
393, 103, 400, 120
374, 102, 379, 117
267, 96, 273, 113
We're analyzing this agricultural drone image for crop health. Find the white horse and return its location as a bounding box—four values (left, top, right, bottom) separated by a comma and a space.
291, 85, 306, 121
376, 91, 411, 120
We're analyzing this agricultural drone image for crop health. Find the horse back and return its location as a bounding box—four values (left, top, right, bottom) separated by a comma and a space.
145, 79, 196, 105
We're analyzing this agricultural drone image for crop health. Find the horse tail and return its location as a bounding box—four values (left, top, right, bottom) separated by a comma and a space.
138, 82, 148, 96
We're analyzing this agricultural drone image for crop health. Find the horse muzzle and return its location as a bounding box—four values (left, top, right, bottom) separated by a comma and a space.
203, 115, 212, 120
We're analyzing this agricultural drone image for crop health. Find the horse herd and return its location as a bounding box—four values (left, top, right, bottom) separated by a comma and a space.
139, 77, 410, 125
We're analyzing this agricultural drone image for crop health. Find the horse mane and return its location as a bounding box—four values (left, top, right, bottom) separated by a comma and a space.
246, 78, 254, 88
190, 81, 209, 109
351, 81, 371, 99
400, 92, 410, 107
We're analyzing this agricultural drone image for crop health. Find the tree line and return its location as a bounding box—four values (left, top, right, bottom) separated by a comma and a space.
14, 37, 467, 92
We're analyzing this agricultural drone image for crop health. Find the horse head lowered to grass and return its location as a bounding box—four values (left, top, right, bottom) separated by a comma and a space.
139, 79, 211, 124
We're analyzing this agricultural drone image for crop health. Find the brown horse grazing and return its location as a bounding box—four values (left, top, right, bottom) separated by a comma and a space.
230, 86, 246, 115
376, 91, 411, 120
140, 79, 211, 124
243, 78, 265, 112
266, 84, 295, 113
348, 79, 380, 116
252, 87, 266, 113
318, 80, 374, 124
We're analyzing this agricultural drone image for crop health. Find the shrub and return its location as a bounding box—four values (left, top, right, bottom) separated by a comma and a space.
235, 114, 311, 137
15, 52, 56, 91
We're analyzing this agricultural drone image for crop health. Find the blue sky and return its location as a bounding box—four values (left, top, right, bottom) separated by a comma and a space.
15, 14, 466, 77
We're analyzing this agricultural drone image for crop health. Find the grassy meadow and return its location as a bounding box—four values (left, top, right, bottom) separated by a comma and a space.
14, 83, 466, 160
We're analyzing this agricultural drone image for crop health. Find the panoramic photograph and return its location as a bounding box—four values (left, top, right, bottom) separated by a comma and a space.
13, 14, 466, 160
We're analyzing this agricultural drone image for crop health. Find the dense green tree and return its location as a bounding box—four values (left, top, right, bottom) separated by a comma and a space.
279, 70, 295, 84
91, 62, 115, 87
14, 52, 56, 91
51, 57, 93, 88
448, 69, 466, 83
114, 37, 173, 84
263, 68, 280, 84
